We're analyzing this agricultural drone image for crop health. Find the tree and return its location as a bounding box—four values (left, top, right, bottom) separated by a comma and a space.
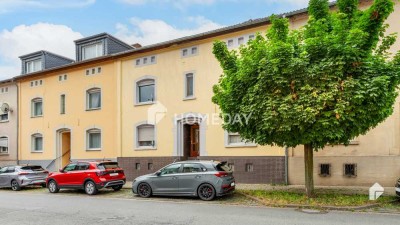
212, 0, 400, 197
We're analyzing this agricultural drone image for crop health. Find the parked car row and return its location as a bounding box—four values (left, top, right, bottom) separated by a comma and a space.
0, 160, 236, 201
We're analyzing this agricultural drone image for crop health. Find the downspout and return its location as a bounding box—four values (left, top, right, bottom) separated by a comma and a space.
14, 79, 19, 165
285, 146, 289, 185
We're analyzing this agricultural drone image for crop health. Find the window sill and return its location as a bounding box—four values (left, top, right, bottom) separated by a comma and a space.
225, 144, 257, 148
31, 115, 43, 118
183, 96, 196, 101
0, 120, 9, 123
86, 108, 101, 111
86, 148, 102, 151
135, 147, 157, 151
31, 151, 43, 153
135, 102, 155, 107
0, 153, 9, 156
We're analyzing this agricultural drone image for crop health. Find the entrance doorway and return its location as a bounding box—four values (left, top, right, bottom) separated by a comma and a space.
183, 123, 200, 158
56, 129, 71, 170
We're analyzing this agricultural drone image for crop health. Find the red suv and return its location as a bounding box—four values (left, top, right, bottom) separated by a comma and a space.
46, 161, 126, 195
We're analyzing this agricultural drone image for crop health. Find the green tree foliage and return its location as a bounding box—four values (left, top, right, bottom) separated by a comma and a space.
212, 0, 400, 196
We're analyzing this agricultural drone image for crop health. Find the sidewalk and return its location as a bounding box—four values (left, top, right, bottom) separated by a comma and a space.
123, 182, 397, 196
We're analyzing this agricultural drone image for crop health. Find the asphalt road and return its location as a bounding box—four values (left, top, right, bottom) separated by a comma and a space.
0, 191, 399, 225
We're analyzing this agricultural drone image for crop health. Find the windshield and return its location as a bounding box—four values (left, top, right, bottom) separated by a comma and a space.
20, 166, 44, 171
97, 162, 119, 170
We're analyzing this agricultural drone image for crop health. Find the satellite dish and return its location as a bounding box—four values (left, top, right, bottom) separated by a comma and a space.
0, 103, 10, 113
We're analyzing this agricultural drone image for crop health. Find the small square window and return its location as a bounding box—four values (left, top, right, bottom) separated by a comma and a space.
97, 67, 102, 73
150, 56, 156, 63
143, 58, 148, 64
5, 87, 8, 92
64, 74, 67, 80
136, 163, 141, 170
249, 34, 255, 40
91, 68, 95, 74
59, 76, 62, 81
319, 164, 331, 177
30, 82, 34, 87
227, 39, 234, 47
245, 163, 253, 172
86, 70, 90, 75
344, 164, 357, 177
191, 47, 197, 55
238, 37, 244, 45
182, 49, 188, 57
136, 59, 140, 66
35, 81, 38, 86
39, 80, 42, 85
148, 163, 153, 170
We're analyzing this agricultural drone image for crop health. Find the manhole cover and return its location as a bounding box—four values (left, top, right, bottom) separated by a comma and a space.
296, 208, 328, 214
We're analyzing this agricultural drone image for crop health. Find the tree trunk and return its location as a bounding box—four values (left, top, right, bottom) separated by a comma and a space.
304, 144, 314, 198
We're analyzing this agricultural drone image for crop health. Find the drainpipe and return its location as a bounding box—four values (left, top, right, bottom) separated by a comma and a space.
14, 79, 19, 165
285, 146, 289, 185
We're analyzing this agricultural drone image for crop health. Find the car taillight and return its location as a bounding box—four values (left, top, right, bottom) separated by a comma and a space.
214, 172, 228, 177
96, 171, 107, 176
18, 172, 29, 175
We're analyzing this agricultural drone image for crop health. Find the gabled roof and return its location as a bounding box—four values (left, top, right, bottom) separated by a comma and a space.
19, 50, 74, 62
74, 32, 134, 50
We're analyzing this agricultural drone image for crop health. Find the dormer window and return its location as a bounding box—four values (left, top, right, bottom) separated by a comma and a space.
26, 59, 42, 73
82, 42, 103, 60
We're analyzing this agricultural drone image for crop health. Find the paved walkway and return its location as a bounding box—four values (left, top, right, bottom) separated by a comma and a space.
124, 182, 397, 196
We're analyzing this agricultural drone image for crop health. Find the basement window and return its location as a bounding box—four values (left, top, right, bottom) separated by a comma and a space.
136, 163, 141, 170
319, 164, 331, 177
245, 163, 253, 172
344, 164, 357, 177
148, 163, 153, 170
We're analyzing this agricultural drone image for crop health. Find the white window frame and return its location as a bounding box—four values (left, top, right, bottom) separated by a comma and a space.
0, 108, 9, 122
86, 128, 102, 151
135, 123, 156, 150
0, 136, 8, 154
226, 33, 255, 49
135, 77, 156, 105
134, 56, 157, 67
86, 88, 101, 110
60, 94, 66, 114
183, 72, 195, 100
181, 46, 199, 58
82, 42, 103, 60
31, 98, 43, 117
26, 59, 42, 73
0, 87, 9, 94
31, 133, 43, 153
225, 131, 257, 148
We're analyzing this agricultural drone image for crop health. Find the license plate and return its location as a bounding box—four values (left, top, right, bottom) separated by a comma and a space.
231, 182, 235, 187
110, 173, 118, 176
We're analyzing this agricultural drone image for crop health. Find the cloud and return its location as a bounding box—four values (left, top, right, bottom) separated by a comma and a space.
115, 16, 223, 46
119, 0, 217, 10
0, 23, 83, 79
0, 0, 95, 13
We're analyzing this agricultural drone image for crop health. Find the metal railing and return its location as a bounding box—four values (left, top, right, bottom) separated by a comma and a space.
46, 150, 71, 170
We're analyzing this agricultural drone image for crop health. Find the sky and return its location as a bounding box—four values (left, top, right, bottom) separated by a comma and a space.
0, 0, 311, 80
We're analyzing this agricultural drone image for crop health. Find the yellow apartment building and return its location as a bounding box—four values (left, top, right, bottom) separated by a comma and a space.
12, 0, 400, 185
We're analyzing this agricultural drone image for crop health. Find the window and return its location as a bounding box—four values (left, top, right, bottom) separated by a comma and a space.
60, 94, 66, 114
31, 133, 43, 152
191, 47, 197, 55
86, 88, 101, 110
226, 132, 256, 147
319, 164, 331, 177
344, 164, 357, 177
182, 49, 188, 57
185, 73, 194, 98
59, 75, 67, 81
63, 163, 77, 172
82, 42, 103, 60
249, 34, 255, 40
182, 164, 206, 173
181, 46, 199, 57
143, 58, 148, 64
137, 79, 155, 103
31, 98, 43, 117
160, 164, 181, 175
136, 163, 141, 170
0, 111, 8, 122
30, 79, 43, 87
136, 59, 140, 66
77, 163, 90, 170
227, 39, 234, 47
238, 37, 244, 45
245, 163, 254, 172
87, 128, 101, 150
148, 163, 153, 170
135, 56, 157, 66
0, 137, 8, 154
137, 124, 155, 148
1, 87, 8, 93
26, 59, 42, 73
97, 67, 102, 73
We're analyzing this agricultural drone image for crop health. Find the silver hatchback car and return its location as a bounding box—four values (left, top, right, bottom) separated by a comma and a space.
132, 160, 235, 201
0, 165, 48, 191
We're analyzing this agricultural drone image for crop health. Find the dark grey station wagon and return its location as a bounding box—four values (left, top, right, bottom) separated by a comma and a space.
132, 160, 235, 201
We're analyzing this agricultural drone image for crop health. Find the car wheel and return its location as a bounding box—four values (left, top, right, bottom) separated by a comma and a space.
84, 181, 98, 195
137, 183, 152, 198
11, 180, 21, 191
48, 180, 60, 193
198, 183, 215, 201
112, 185, 123, 191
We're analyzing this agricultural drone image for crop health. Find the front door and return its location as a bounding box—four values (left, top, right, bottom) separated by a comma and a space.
190, 124, 199, 157
56, 129, 71, 171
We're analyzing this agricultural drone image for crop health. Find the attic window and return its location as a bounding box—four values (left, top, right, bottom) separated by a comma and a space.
82, 42, 103, 60
26, 59, 42, 73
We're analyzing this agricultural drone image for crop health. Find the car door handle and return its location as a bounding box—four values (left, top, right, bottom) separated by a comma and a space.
172, 176, 178, 180
195, 175, 202, 179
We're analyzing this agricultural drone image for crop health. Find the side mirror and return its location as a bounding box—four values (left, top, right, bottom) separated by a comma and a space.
155, 171, 161, 176
59, 169, 64, 173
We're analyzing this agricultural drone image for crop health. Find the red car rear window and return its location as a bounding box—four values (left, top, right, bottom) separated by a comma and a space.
97, 162, 119, 170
